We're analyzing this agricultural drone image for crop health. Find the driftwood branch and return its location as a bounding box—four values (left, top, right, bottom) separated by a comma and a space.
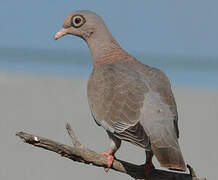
16, 124, 206, 180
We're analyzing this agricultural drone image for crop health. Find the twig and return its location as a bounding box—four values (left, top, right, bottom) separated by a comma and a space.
16, 124, 206, 180
66, 123, 81, 147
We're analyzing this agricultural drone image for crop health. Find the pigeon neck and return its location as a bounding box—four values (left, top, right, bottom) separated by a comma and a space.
86, 31, 130, 67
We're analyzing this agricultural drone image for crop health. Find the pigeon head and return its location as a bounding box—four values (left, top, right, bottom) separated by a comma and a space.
54, 10, 125, 63
54, 10, 110, 41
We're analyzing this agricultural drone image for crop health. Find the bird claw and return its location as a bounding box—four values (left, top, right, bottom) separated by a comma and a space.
101, 150, 114, 172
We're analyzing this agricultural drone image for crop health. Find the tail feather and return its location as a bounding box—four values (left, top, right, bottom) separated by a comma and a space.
152, 144, 186, 171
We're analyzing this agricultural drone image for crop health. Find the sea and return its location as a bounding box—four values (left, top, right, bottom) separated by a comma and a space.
0, 47, 217, 89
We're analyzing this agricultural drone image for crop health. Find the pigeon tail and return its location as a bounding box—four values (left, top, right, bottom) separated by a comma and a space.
152, 144, 186, 172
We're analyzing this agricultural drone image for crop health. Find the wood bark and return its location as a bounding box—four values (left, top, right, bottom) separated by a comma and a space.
16, 123, 206, 180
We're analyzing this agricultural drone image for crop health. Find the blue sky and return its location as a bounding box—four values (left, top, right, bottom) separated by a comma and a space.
1, 0, 218, 58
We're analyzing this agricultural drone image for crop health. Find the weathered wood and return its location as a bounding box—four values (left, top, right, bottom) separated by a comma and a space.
16, 124, 206, 180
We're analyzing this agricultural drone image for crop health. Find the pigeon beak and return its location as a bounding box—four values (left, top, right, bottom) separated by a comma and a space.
54, 28, 67, 40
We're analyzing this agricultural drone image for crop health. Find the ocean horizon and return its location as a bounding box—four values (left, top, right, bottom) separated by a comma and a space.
0, 47, 217, 89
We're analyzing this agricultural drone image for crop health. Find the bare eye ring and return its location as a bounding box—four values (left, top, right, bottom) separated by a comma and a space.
71, 15, 86, 28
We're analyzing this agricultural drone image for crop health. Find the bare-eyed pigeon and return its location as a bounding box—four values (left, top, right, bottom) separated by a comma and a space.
54, 10, 186, 175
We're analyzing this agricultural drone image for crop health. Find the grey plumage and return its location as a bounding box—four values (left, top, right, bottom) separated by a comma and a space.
55, 10, 186, 172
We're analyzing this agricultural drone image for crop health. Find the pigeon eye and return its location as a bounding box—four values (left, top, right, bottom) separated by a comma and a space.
71, 15, 86, 28
75, 17, 81, 24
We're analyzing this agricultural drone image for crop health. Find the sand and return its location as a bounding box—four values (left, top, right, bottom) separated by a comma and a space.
0, 72, 217, 180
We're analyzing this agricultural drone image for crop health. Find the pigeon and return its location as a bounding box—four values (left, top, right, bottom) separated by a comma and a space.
54, 10, 186, 175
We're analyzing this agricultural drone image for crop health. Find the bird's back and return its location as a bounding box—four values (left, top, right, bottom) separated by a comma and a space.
87, 57, 186, 171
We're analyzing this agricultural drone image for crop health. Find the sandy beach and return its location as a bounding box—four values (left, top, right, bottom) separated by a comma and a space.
0, 72, 217, 180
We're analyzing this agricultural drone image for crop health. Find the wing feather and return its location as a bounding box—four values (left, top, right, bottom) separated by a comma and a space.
88, 62, 149, 148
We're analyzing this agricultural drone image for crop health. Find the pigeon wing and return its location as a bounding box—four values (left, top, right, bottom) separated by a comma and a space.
87, 62, 150, 149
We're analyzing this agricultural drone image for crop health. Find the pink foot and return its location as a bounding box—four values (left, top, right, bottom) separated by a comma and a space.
101, 150, 114, 172
144, 162, 155, 178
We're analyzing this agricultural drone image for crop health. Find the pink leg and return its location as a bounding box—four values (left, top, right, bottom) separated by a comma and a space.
101, 132, 121, 172
101, 150, 114, 172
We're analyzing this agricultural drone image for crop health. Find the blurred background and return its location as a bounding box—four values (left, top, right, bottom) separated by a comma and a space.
0, 0, 217, 180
